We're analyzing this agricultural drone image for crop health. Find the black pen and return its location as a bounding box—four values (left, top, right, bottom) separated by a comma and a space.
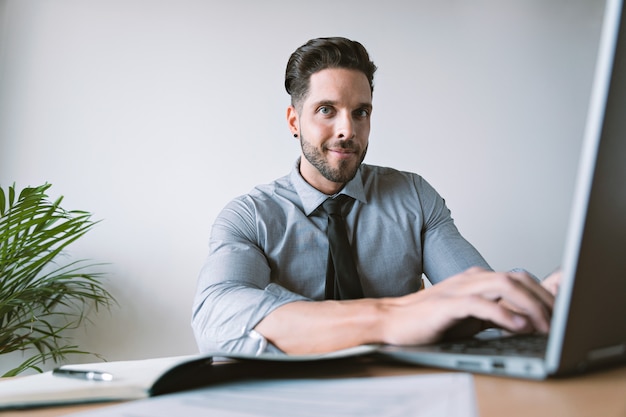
52, 367, 114, 382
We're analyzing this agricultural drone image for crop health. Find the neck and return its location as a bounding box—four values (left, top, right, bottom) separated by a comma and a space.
298, 160, 347, 195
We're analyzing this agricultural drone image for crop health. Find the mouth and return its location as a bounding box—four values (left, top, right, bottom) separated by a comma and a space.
328, 148, 357, 158
325, 142, 359, 159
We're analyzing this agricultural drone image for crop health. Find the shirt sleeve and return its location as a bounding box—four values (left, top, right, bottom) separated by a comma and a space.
191, 198, 308, 355
414, 176, 540, 283
415, 176, 492, 284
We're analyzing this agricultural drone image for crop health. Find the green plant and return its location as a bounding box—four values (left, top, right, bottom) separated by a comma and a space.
0, 183, 115, 376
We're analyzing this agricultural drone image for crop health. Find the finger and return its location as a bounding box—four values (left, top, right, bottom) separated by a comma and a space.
541, 269, 562, 296
465, 273, 553, 333
446, 269, 553, 308
463, 271, 546, 305
455, 295, 539, 334
508, 271, 555, 308
505, 273, 555, 331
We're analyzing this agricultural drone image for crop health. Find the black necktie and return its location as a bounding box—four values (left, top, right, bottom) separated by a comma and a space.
323, 195, 363, 300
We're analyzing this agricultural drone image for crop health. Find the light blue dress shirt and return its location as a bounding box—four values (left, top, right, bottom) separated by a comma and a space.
192, 159, 490, 355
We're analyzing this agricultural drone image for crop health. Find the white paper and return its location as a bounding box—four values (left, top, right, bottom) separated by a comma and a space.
65, 373, 477, 417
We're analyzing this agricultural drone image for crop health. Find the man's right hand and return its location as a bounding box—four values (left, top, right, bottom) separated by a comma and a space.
378, 267, 554, 346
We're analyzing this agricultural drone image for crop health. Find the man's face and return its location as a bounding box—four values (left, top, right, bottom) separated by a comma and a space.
287, 68, 372, 195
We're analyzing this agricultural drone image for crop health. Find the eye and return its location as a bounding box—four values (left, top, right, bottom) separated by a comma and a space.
354, 108, 371, 119
317, 105, 333, 115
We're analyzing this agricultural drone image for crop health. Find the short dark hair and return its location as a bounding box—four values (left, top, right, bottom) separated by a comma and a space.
284, 37, 377, 108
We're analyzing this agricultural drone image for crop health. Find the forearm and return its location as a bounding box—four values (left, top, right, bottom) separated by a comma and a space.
254, 298, 388, 354
254, 267, 555, 355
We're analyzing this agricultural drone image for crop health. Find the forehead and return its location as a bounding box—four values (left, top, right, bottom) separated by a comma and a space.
304, 68, 372, 106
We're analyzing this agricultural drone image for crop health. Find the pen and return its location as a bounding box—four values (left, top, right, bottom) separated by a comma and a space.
52, 367, 114, 382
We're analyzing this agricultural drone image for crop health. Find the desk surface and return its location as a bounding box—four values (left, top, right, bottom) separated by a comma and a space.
1, 361, 625, 417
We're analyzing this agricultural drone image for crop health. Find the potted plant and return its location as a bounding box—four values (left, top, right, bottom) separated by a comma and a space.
0, 183, 115, 376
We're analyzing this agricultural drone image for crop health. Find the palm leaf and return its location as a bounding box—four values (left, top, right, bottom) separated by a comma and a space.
0, 183, 115, 376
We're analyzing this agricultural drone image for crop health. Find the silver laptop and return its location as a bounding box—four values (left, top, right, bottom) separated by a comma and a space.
380, 0, 626, 379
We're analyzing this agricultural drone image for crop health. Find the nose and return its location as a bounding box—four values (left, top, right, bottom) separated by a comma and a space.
336, 111, 356, 140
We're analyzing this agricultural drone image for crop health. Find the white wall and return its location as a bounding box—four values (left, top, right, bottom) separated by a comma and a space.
0, 0, 605, 370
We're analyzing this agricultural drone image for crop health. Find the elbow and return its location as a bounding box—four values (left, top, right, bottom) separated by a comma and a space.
191, 300, 269, 356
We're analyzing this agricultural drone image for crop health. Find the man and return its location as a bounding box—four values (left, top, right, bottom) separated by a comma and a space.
192, 37, 558, 356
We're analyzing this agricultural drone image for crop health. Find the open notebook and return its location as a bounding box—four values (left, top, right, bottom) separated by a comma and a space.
379, 0, 626, 379
0, 346, 378, 410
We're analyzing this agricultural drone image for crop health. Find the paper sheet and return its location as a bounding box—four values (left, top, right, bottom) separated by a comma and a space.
65, 373, 477, 417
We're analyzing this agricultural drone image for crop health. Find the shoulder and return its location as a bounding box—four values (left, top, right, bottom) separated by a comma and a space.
219, 174, 297, 221
359, 164, 435, 193
213, 174, 302, 243
357, 164, 446, 218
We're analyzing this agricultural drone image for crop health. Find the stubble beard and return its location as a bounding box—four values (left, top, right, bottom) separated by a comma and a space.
300, 134, 368, 184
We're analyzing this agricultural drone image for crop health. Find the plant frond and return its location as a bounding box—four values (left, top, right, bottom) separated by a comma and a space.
0, 183, 115, 376
1, 345, 92, 377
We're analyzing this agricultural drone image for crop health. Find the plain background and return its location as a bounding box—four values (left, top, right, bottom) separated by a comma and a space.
0, 0, 605, 372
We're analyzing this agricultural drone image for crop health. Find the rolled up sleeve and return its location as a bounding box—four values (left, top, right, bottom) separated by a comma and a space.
191, 199, 308, 355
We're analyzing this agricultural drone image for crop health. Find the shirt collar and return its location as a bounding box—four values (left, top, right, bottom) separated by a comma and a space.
289, 158, 367, 216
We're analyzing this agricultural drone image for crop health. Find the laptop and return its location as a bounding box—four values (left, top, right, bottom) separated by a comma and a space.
380, 0, 626, 379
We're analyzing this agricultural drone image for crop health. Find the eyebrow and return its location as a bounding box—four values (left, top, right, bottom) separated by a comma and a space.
313, 100, 373, 111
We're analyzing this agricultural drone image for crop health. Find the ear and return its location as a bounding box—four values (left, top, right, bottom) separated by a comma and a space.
287, 105, 299, 138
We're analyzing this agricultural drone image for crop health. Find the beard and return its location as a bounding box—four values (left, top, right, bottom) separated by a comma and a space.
300, 134, 368, 184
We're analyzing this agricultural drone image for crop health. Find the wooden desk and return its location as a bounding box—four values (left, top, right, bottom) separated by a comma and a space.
369, 361, 626, 417
1, 361, 625, 417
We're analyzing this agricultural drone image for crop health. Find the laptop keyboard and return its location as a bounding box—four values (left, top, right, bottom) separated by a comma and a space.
435, 333, 548, 357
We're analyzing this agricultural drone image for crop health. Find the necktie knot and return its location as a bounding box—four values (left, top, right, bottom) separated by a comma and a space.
323, 195, 351, 217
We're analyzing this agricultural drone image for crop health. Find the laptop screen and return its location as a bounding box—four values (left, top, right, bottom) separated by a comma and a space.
547, 0, 626, 374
